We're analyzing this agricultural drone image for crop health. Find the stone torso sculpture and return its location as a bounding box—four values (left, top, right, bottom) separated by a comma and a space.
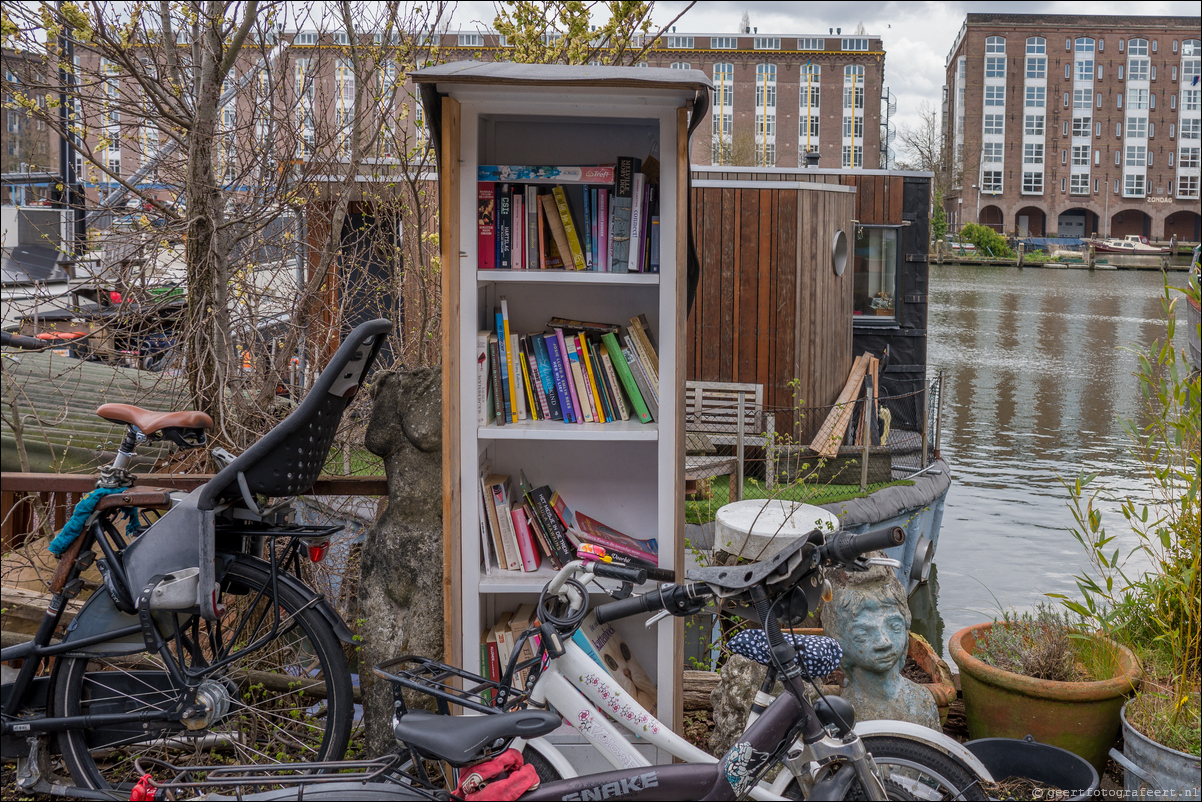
358, 368, 443, 756
824, 560, 940, 730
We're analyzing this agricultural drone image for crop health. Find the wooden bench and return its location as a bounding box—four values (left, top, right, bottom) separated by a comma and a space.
684, 381, 777, 500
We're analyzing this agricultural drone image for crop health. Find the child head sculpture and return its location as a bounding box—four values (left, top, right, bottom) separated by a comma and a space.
821, 557, 941, 730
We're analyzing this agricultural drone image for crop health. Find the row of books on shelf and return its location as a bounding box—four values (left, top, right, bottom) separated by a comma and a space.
478, 468, 660, 578
479, 605, 657, 712
478, 300, 661, 428
477, 157, 659, 273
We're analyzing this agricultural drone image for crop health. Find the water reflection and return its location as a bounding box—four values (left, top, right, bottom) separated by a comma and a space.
918, 265, 1188, 659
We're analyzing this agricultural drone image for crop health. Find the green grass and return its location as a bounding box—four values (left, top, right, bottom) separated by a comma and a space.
322, 446, 384, 476
686, 474, 913, 525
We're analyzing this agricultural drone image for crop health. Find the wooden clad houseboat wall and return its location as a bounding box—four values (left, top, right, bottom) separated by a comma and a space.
690, 168, 933, 429
687, 179, 856, 439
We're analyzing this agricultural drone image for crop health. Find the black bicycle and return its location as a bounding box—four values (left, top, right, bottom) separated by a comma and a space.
1, 319, 391, 799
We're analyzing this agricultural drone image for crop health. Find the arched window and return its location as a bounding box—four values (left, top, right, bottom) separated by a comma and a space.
985, 36, 1005, 54
712, 63, 733, 107
844, 64, 864, 109
1074, 37, 1095, 81
1026, 37, 1046, 78
756, 64, 777, 108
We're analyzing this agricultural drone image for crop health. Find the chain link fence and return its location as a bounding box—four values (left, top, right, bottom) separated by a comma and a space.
684, 372, 943, 524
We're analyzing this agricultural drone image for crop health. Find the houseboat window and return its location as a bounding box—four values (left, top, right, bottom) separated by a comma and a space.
853, 226, 899, 322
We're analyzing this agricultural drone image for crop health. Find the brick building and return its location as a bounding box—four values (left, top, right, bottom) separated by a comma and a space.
942, 13, 1202, 241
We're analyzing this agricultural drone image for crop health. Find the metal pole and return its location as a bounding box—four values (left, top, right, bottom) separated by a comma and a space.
920, 377, 930, 471
736, 392, 745, 502
806, 66, 812, 155
934, 369, 945, 459
860, 379, 871, 491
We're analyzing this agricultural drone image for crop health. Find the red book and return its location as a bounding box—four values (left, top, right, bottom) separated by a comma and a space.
511, 507, 542, 572
478, 182, 496, 269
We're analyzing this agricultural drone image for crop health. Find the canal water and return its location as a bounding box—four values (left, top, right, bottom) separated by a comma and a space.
912, 263, 1193, 659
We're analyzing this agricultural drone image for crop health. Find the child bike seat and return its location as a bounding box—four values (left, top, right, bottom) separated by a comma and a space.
393, 710, 562, 766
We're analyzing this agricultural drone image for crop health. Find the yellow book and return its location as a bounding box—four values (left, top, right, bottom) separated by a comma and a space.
552, 186, 587, 270
500, 298, 517, 422
520, 351, 539, 421
577, 335, 606, 423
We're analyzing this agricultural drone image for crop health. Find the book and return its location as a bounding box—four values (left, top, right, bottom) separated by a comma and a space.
494, 310, 512, 423
549, 490, 575, 530
478, 471, 495, 575
582, 184, 593, 268
523, 337, 551, 420
485, 474, 522, 571
606, 199, 615, 271
574, 511, 659, 564
476, 330, 493, 426
599, 350, 630, 421
629, 172, 646, 273
591, 188, 599, 268
577, 334, 609, 423
597, 188, 608, 271
488, 334, 505, 426
521, 473, 576, 566
497, 184, 513, 269
564, 335, 595, 423
478, 183, 496, 269
546, 317, 620, 335
483, 629, 500, 705
610, 157, 640, 273
519, 341, 539, 420
508, 604, 540, 690
523, 499, 562, 570
536, 193, 548, 270
625, 328, 658, 404
648, 215, 660, 273
625, 334, 658, 408
512, 194, 521, 271
552, 186, 587, 270
510, 332, 527, 420
541, 194, 573, 272
553, 329, 582, 424
623, 342, 658, 422
478, 165, 616, 183
601, 332, 651, 424
628, 314, 659, 385
591, 343, 616, 424
493, 611, 515, 679
497, 299, 516, 423
531, 335, 562, 421
576, 610, 657, 714
511, 507, 542, 572
525, 186, 539, 271
564, 528, 661, 577
542, 332, 575, 423
481, 473, 510, 571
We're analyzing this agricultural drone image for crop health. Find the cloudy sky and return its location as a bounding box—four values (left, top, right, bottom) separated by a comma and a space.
447, 0, 1199, 156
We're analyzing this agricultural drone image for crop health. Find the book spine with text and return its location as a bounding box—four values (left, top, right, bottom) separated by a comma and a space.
601, 332, 650, 424
510, 332, 527, 420
525, 342, 552, 420
531, 335, 562, 420
610, 157, 639, 273
543, 333, 575, 422
500, 300, 517, 421
511, 507, 542, 572
577, 335, 609, 423
599, 350, 630, 421
582, 185, 593, 269
624, 342, 658, 421
525, 186, 539, 271
497, 184, 512, 269
529, 486, 576, 566
564, 335, 594, 423
477, 330, 493, 426
629, 173, 646, 273
597, 189, 608, 271
519, 341, 539, 420
541, 194, 572, 270
552, 186, 587, 270
494, 312, 512, 423
478, 182, 496, 269
554, 329, 583, 423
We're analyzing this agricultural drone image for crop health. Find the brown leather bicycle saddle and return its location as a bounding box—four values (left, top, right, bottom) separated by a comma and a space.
96, 403, 213, 435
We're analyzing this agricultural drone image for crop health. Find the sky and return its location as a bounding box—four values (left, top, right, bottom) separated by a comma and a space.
447, 0, 1200, 160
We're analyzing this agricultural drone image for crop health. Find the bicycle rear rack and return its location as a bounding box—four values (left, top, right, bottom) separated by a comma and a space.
373, 655, 538, 716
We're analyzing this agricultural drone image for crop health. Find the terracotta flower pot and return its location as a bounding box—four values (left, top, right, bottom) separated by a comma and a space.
949, 622, 1141, 773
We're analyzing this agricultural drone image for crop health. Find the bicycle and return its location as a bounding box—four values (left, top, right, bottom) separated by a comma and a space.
129, 526, 992, 800
1, 318, 391, 799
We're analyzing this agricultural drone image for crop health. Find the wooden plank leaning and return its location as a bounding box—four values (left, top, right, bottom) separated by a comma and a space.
809, 353, 870, 458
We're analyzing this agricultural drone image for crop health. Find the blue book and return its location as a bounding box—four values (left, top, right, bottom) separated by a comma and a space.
543, 332, 576, 423
495, 310, 512, 421
582, 185, 592, 269
531, 335, 563, 421
571, 629, 607, 671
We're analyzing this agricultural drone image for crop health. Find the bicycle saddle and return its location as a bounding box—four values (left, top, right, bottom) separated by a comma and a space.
728, 630, 843, 678
392, 709, 562, 766
97, 403, 213, 435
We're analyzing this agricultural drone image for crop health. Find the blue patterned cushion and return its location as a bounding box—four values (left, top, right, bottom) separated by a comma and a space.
728, 630, 843, 678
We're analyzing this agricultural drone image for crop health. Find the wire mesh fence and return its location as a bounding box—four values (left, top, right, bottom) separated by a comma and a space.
684, 373, 943, 525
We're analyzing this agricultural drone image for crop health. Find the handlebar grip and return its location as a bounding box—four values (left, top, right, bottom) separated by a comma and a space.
826, 526, 906, 564
593, 593, 656, 625
593, 563, 648, 585
645, 567, 677, 583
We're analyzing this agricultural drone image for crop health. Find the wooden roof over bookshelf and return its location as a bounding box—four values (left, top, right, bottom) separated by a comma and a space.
411, 60, 713, 92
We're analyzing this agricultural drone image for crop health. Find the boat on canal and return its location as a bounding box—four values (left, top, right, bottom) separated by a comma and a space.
1089, 234, 1172, 255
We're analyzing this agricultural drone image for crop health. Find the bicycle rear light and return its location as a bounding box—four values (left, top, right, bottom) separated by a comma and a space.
306, 540, 330, 563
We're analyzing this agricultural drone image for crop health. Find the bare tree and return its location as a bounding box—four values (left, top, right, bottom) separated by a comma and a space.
895, 101, 958, 201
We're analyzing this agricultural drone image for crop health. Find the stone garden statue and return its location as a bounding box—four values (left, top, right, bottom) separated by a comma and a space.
823, 559, 941, 730
358, 368, 443, 756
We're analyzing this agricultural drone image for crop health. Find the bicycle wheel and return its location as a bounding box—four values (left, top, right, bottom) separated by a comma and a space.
860, 736, 988, 802
54, 553, 353, 793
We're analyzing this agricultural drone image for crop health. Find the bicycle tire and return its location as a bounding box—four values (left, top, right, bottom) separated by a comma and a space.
522, 744, 565, 784
54, 553, 354, 793
859, 736, 988, 801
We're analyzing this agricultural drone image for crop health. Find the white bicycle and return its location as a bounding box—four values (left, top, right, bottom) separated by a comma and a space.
381, 540, 992, 801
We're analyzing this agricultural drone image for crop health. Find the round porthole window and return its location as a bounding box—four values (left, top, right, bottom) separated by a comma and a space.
832, 229, 848, 276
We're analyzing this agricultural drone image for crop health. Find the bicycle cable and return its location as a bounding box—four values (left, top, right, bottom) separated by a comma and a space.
537, 577, 589, 635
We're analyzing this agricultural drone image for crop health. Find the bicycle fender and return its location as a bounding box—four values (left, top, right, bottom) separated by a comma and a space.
517, 737, 578, 780
232, 557, 357, 645
808, 762, 857, 800
60, 584, 170, 656
853, 720, 995, 782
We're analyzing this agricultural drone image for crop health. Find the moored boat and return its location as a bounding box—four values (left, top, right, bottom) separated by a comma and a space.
1090, 234, 1171, 255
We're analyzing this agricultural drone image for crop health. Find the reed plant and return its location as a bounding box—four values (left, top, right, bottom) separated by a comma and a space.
1052, 270, 1201, 754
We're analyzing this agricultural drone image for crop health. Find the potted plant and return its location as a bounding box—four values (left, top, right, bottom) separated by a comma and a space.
1052, 273, 1200, 794
949, 603, 1140, 773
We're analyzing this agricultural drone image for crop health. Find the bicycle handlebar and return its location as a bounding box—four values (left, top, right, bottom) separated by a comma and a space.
592, 562, 647, 585
819, 526, 906, 565
593, 582, 711, 625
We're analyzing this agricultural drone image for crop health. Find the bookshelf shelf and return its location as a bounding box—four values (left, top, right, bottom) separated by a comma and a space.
417, 61, 708, 752
477, 420, 658, 441
476, 270, 660, 286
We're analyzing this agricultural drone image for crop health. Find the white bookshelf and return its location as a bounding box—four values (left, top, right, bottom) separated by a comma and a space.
417, 63, 707, 742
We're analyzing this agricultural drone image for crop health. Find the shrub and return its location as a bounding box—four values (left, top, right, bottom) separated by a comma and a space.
977, 602, 1115, 682
960, 222, 1015, 258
